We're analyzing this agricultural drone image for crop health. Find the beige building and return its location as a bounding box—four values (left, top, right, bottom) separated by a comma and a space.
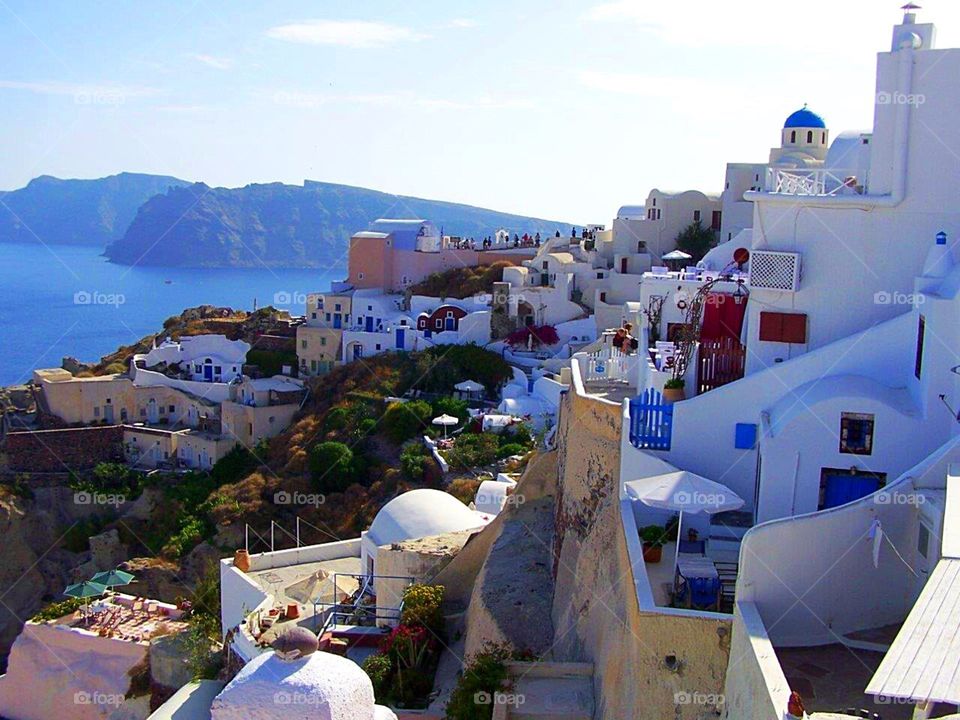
296, 291, 353, 376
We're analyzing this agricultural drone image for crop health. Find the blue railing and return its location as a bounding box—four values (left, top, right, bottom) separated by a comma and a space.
629, 388, 673, 450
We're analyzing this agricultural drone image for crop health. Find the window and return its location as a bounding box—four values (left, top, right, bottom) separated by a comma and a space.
368, 305, 373, 311
652, 198, 657, 207
248, 423, 253, 435
94, 406, 100, 417
214, 366, 222, 374
325, 313, 331, 322
542, 261, 549, 270
358, 272, 364, 280
311, 312, 317, 320
140, 408, 146, 417
301, 340, 308, 349
446, 310, 454, 318
656, 209, 661, 220
596, 272, 604, 280
435, 319, 442, 329
194, 364, 202, 373
725, 181, 730, 189
807, 130, 814, 143
711, 210, 722, 231
915, 315, 925, 379
759, 312, 807, 344
310, 360, 318, 372
821, 132, 826, 144
269, 416, 275, 424
637, 241, 646, 252
599, 292, 607, 303
790, 130, 796, 143
335, 303, 342, 311
320, 337, 326, 346
376, 344, 381, 350
918, 522, 931, 558
169, 405, 175, 413
839, 412, 875, 455
694, 210, 701, 223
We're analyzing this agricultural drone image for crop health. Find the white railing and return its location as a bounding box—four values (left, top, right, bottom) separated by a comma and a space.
580, 346, 637, 384
766, 167, 867, 197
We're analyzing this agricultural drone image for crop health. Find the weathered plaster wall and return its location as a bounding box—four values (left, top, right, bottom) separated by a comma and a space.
552, 389, 732, 719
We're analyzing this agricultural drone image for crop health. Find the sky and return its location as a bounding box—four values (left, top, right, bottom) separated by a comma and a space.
3, 0, 960, 223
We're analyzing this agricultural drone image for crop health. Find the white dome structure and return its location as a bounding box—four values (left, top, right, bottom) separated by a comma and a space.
211, 650, 397, 720
361, 489, 489, 575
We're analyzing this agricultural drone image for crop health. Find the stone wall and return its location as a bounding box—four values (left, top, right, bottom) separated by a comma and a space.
3, 426, 123, 472
551, 389, 732, 719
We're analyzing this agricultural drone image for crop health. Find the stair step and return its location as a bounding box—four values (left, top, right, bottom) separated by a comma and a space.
509, 677, 594, 720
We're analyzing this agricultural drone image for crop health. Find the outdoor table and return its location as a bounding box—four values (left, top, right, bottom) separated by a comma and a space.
675, 554, 719, 609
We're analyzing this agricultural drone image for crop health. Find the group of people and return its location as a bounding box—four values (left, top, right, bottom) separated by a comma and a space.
612, 322, 639, 353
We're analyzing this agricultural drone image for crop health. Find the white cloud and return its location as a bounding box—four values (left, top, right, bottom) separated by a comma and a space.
0, 80, 159, 103
191, 54, 233, 70
266, 20, 428, 49
271, 88, 530, 111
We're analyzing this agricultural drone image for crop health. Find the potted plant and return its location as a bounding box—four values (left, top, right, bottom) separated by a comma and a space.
663, 378, 686, 403
640, 525, 666, 563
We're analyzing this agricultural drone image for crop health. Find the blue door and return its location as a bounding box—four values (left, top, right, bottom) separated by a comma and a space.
203, 363, 213, 381
396, 328, 405, 350
365, 316, 373, 332
445, 317, 456, 331
822, 472, 881, 509
333, 313, 342, 329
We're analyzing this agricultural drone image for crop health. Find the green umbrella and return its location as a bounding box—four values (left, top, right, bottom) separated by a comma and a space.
91, 569, 135, 589
64, 581, 108, 626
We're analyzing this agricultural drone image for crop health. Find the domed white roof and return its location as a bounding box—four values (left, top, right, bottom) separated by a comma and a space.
211, 650, 397, 720
366, 489, 488, 547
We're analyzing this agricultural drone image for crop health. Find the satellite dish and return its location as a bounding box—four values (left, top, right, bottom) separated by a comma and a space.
733, 248, 750, 266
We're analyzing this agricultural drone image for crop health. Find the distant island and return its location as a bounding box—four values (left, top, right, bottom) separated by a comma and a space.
0, 173, 572, 269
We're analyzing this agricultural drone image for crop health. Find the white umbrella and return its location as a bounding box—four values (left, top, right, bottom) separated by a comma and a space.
625, 470, 744, 583
662, 250, 693, 261
432, 413, 459, 438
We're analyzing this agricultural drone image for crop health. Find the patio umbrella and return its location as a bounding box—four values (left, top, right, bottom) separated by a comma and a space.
454, 379, 485, 394
91, 569, 135, 590
661, 250, 693, 261
624, 470, 744, 582
432, 413, 459, 438
64, 581, 108, 626
284, 569, 331, 604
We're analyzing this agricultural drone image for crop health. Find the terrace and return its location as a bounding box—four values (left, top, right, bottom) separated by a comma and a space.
45, 593, 188, 644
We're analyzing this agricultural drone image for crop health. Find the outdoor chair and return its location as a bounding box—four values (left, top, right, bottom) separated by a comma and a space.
650, 266, 670, 277
689, 577, 721, 610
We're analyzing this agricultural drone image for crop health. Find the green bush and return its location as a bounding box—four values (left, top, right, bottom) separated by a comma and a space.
30, 596, 96, 622
445, 643, 514, 720
401, 584, 445, 636
503, 424, 532, 447
309, 441, 357, 493
210, 443, 262, 486
431, 396, 469, 423
382, 400, 433, 444
405, 345, 511, 397
496, 443, 527, 460
323, 406, 351, 433
400, 442, 431, 482
447, 433, 499, 471
362, 653, 392, 700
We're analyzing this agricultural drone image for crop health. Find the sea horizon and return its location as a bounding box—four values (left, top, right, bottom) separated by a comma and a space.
0, 241, 340, 386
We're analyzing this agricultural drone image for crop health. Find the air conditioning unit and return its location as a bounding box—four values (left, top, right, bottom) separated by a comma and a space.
749, 250, 802, 292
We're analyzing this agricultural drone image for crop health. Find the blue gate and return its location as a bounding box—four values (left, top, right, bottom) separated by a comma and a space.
629, 388, 673, 450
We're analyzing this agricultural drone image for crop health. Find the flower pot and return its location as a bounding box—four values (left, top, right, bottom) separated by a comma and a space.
234, 549, 251, 573
642, 542, 662, 563
662, 386, 686, 403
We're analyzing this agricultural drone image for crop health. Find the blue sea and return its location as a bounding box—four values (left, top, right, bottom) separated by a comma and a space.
0, 242, 340, 386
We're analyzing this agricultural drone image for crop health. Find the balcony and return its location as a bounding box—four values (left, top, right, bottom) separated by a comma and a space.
766, 167, 867, 197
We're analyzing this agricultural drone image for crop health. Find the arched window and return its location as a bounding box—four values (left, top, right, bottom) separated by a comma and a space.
790, 131, 796, 143
807, 130, 813, 143
821, 132, 826, 144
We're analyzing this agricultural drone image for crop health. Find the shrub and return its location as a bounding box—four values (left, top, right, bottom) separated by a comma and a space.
323, 406, 351, 433
503, 424, 533, 447
210, 443, 261, 486
362, 653, 392, 700
497, 443, 527, 460
675, 220, 717, 262
445, 643, 514, 720
505, 325, 559, 349
400, 442, 430, 482
447, 433, 499, 470
382, 401, 433, 444
431, 396, 469, 423
401, 584, 445, 636
31, 596, 95, 623
309, 441, 356, 493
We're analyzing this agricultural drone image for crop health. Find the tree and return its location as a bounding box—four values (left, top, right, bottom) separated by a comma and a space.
309, 441, 356, 493
382, 400, 433, 444
674, 220, 716, 263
